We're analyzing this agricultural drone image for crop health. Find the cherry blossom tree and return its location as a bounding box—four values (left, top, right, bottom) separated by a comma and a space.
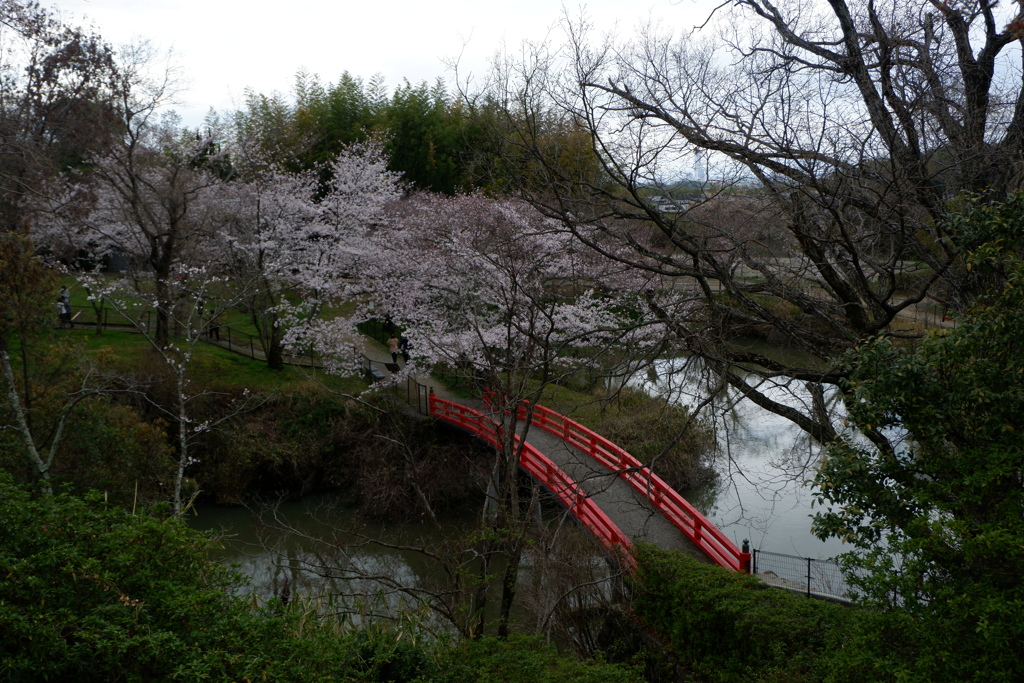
35, 120, 262, 513
299, 192, 673, 384
60, 126, 232, 345
220, 140, 401, 369
291, 191, 680, 636
28, 36, 209, 346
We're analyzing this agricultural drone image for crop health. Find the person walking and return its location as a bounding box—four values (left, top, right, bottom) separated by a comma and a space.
57, 300, 72, 328
207, 306, 220, 341
387, 334, 400, 364
57, 286, 75, 328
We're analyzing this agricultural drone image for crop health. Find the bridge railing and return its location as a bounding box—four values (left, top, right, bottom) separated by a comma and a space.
428, 395, 634, 568
486, 393, 750, 573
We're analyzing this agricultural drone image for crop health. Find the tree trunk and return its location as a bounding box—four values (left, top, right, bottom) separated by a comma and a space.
1, 347, 53, 494
171, 371, 188, 515
469, 547, 491, 639
266, 335, 284, 371
497, 540, 524, 639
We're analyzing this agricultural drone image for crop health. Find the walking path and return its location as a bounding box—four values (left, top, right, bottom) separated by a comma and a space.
518, 424, 712, 563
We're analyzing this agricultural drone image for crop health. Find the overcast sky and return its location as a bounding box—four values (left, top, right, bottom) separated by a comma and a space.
47, 0, 709, 126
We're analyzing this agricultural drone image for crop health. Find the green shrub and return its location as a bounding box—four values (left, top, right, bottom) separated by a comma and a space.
628, 544, 857, 682
0, 472, 297, 680
434, 634, 642, 683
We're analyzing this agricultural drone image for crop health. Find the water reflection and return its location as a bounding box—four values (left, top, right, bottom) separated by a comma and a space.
190, 496, 473, 612
634, 356, 850, 559
189, 495, 617, 638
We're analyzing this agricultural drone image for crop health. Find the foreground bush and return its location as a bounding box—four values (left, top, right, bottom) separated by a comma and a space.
628, 545, 1024, 683
426, 635, 638, 683
629, 545, 856, 682
0, 474, 641, 682
0, 473, 346, 680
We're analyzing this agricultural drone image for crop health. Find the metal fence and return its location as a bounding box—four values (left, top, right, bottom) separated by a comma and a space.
406, 375, 432, 415
64, 304, 150, 333
752, 549, 860, 603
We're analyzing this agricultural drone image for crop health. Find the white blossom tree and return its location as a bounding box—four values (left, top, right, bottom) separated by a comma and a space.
220, 140, 402, 369
290, 191, 680, 636
297, 192, 675, 383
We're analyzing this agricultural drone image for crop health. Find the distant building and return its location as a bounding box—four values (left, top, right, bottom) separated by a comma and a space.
648, 194, 702, 213
693, 151, 707, 183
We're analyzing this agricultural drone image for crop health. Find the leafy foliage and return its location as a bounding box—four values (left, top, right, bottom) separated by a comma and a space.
628, 545, 859, 683
235, 71, 478, 194
0, 472, 643, 681
433, 634, 640, 683
0, 393, 175, 502
812, 198, 1024, 681
0, 472, 334, 680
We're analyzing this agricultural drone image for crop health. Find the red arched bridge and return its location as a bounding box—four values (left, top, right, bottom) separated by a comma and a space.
428, 392, 751, 574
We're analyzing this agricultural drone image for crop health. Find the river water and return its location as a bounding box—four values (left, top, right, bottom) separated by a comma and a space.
191, 353, 851, 600
635, 355, 849, 560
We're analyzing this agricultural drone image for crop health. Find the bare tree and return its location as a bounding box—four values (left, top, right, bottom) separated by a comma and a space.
472, 0, 1024, 449
1, 0, 118, 236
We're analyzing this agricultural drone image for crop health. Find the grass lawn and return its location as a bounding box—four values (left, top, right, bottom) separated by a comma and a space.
63, 328, 365, 394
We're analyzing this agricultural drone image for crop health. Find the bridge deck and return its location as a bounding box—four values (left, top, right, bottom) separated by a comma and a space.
516, 423, 712, 564
363, 341, 723, 566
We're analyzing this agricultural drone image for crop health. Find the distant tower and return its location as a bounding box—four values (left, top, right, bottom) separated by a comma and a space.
693, 151, 707, 183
